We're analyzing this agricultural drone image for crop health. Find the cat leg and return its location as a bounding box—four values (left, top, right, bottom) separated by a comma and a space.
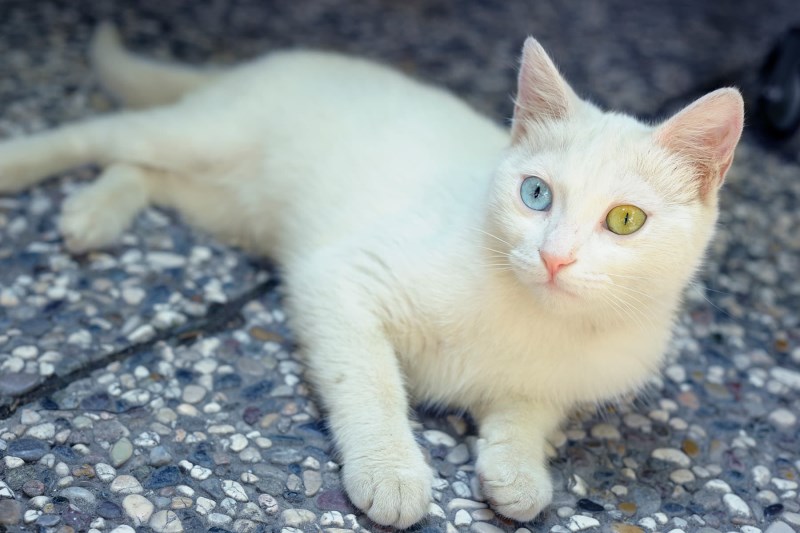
59, 163, 161, 252
0, 108, 244, 193
474, 400, 563, 521
287, 273, 433, 528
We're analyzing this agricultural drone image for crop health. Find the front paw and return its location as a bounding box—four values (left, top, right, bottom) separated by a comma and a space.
476, 442, 553, 522
342, 444, 433, 528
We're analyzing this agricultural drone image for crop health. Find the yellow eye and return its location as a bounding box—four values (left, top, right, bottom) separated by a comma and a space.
606, 205, 647, 235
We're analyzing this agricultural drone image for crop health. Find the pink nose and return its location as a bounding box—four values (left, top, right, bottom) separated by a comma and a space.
539, 251, 575, 278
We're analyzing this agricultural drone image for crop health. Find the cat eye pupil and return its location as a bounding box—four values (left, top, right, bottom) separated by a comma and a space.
520, 176, 552, 211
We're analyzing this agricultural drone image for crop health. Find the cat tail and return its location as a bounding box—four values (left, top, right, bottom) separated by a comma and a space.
91, 22, 221, 108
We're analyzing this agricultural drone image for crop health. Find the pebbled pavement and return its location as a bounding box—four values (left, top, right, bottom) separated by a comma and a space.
1, 1, 799, 532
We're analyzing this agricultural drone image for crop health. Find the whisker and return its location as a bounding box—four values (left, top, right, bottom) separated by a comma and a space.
469, 227, 513, 247
481, 246, 510, 257
609, 282, 659, 303
605, 291, 655, 330
687, 284, 733, 319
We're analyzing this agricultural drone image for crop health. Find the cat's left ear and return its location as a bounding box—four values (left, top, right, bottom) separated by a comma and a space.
654, 88, 744, 196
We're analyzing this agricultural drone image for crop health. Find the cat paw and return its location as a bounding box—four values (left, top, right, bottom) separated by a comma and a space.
342, 446, 433, 528
59, 180, 144, 253
59, 192, 127, 253
476, 443, 553, 522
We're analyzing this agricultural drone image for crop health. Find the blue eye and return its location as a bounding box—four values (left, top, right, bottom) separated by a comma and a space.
520, 176, 552, 211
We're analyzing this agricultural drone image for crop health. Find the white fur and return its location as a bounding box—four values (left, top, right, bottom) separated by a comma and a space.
0, 26, 743, 527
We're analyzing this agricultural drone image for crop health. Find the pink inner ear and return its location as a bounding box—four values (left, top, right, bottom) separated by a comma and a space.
655, 88, 744, 194
511, 37, 576, 142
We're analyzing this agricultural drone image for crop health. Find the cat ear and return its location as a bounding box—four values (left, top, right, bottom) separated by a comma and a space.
654, 88, 744, 195
511, 37, 579, 142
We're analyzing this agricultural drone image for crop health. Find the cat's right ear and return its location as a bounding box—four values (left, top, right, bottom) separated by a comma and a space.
511, 37, 579, 143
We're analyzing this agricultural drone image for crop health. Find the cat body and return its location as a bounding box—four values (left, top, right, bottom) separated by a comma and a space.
0, 25, 743, 527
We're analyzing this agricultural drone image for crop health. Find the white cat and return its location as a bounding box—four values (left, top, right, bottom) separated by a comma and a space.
0, 24, 743, 527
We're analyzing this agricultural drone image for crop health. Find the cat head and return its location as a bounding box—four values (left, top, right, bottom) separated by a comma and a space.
486, 38, 743, 320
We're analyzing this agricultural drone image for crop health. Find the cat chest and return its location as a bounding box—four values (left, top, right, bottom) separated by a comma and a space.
399, 321, 664, 409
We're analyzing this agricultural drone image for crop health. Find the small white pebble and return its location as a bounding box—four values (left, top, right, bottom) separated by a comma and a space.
611, 484, 628, 496
772, 478, 799, 491
768, 408, 796, 429
190, 465, 211, 480
651, 448, 691, 468
568, 515, 600, 531
4, 456, 24, 468
756, 490, 779, 505
722, 493, 751, 517
454, 509, 472, 527
195, 496, 216, 516
111, 475, 143, 494
590, 423, 621, 440
570, 474, 588, 497
229, 434, 248, 452
222, 480, 248, 502
428, 504, 446, 519
704, 479, 732, 493
752, 465, 771, 488
423, 429, 456, 447
670, 469, 695, 484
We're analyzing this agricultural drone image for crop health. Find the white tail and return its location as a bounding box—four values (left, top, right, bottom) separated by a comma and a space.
91, 22, 220, 108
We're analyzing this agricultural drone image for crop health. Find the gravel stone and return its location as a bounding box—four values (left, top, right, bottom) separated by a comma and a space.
150, 510, 184, 533
446, 443, 470, 464
222, 479, 249, 501
4, 456, 23, 469
568, 515, 601, 531
26, 423, 55, 440
705, 479, 732, 493
670, 469, 696, 484
591, 423, 622, 440
22, 479, 45, 497
722, 493, 751, 517
111, 475, 144, 494
423, 430, 457, 447
207, 513, 233, 527
145, 466, 182, 489
652, 448, 691, 468
282, 509, 316, 526
196, 497, 217, 515
230, 434, 248, 452
303, 469, 322, 496
110, 438, 133, 467
782, 512, 800, 527
0, 373, 39, 395
448, 498, 488, 511
149, 446, 173, 466
60, 487, 97, 506
123, 494, 154, 526
0, 499, 22, 525
768, 408, 797, 429
765, 522, 795, 533
455, 509, 473, 526
471, 522, 507, 533
36, 514, 60, 527
182, 384, 207, 404
7, 438, 48, 462
320, 510, 345, 526
97, 501, 123, 519
258, 493, 279, 514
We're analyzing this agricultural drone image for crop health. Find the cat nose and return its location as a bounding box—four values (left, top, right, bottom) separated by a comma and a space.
539, 251, 575, 278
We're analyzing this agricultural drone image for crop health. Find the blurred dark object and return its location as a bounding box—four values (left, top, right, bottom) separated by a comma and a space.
756, 26, 800, 139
